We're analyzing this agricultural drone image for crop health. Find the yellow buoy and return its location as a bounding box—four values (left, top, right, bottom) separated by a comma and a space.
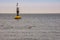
14, 3, 21, 19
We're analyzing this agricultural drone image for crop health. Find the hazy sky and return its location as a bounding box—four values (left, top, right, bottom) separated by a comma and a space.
0, 0, 60, 13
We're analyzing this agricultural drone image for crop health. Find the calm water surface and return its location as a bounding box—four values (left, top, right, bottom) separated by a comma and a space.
0, 14, 60, 40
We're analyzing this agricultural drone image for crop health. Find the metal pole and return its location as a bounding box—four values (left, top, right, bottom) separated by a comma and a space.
16, 3, 19, 16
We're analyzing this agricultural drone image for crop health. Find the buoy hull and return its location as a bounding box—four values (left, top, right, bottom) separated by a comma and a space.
14, 16, 21, 19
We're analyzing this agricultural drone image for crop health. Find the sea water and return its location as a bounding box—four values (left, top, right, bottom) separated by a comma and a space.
0, 14, 60, 40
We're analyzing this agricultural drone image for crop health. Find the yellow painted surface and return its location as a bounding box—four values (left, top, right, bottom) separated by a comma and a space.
14, 16, 21, 19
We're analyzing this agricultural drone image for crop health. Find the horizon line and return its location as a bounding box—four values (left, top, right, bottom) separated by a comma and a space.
0, 13, 60, 14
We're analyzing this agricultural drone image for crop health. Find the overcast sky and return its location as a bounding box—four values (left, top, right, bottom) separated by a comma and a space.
0, 0, 60, 13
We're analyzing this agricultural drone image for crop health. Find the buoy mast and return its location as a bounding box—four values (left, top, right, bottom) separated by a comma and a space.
16, 3, 19, 16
